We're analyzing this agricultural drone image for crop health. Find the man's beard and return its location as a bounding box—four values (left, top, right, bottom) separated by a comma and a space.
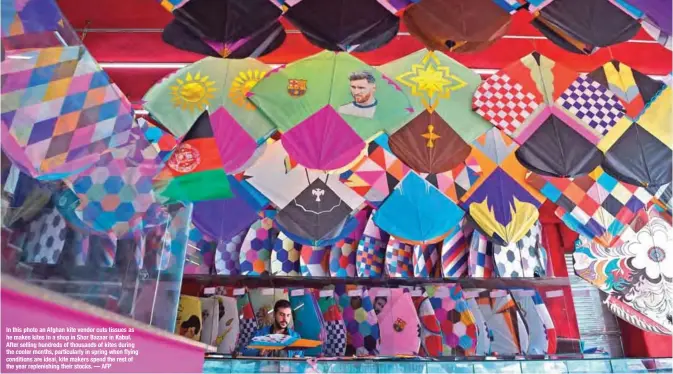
274, 321, 288, 333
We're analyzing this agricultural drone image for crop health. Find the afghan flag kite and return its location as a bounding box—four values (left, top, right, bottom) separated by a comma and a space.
153, 111, 232, 202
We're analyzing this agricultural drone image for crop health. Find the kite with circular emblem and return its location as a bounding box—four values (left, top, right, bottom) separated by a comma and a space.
248, 50, 413, 171
573, 207, 673, 335
1, 46, 134, 180
369, 288, 421, 356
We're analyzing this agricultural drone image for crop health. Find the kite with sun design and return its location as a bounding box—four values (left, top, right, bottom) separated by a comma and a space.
380, 49, 491, 175
144, 57, 277, 202
143, 57, 275, 141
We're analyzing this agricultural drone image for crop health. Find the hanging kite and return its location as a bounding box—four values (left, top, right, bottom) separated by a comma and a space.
273, 0, 399, 52
440, 219, 474, 278
402, 0, 511, 53
426, 285, 478, 356
162, 9, 285, 59
474, 290, 529, 355
243, 141, 366, 245
339, 135, 411, 207
379, 50, 492, 174
374, 172, 465, 244
385, 237, 414, 278
473, 52, 613, 178
573, 207, 672, 334
330, 208, 369, 277
289, 290, 326, 356
369, 288, 421, 356
162, 0, 282, 47
1, 46, 134, 179
493, 221, 548, 278
527, 167, 653, 248
337, 286, 381, 356
190, 176, 266, 241
143, 57, 275, 139
511, 290, 557, 354
271, 232, 302, 276
64, 123, 162, 241
593, 85, 672, 188
529, 0, 641, 54
316, 289, 347, 357
239, 215, 277, 276
412, 292, 444, 357
248, 51, 413, 171
214, 228, 245, 275
356, 213, 388, 278
459, 128, 545, 245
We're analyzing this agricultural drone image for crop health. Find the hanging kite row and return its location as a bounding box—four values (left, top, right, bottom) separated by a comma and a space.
155, 0, 672, 59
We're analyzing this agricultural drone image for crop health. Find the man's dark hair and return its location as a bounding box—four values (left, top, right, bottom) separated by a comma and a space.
349, 71, 375, 84
273, 299, 292, 313
181, 315, 201, 334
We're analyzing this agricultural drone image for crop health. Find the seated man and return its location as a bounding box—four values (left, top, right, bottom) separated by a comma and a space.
241, 300, 304, 358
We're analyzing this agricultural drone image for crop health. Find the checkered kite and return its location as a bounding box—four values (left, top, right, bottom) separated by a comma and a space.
473, 52, 614, 178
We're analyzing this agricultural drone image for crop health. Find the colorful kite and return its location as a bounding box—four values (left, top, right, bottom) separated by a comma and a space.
473, 52, 611, 178
527, 167, 653, 248
369, 288, 421, 356
380, 50, 491, 174
573, 207, 672, 334
249, 51, 413, 171
402, 0, 511, 53
529, 0, 641, 54
460, 128, 545, 245
1, 46, 134, 179
244, 141, 365, 245
374, 172, 465, 244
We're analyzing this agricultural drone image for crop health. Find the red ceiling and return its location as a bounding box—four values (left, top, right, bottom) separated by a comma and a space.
55, 0, 672, 102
